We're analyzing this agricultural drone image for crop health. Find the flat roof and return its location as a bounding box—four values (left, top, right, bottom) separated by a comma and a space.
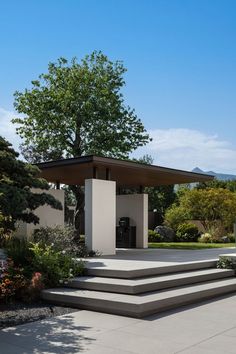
36, 155, 214, 187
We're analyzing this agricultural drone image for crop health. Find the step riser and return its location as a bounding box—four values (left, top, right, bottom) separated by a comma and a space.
70, 271, 233, 294
42, 283, 236, 318
87, 260, 217, 279
141, 283, 236, 318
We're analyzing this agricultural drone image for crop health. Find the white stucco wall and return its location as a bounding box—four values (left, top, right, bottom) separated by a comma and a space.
15, 189, 64, 238
85, 179, 116, 255
116, 194, 148, 248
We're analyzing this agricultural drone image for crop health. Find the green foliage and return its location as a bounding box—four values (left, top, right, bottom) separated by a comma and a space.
228, 233, 236, 243
198, 232, 234, 244
148, 230, 163, 242
164, 188, 236, 236
0, 259, 28, 303
198, 233, 215, 243
0, 212, 7, 243
164, 205, 187, 230
132, 154, 154, 165
30, 243, 84, 287
176, 223, 199, 242
0, 136, 62, 234
13, 52, 151, 162
196, 179, 236, 192
3, 237, 33, 270
132, 155, 176, 224
32, 226, 90, 257
217, 257, 236, 270
146, 185, 176, 224
13, 52, 151, 235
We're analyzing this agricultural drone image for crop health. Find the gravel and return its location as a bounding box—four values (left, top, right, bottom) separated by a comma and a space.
0, 302, 78, 329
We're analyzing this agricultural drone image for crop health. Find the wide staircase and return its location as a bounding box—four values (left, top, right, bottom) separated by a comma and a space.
42, 259, 236, 318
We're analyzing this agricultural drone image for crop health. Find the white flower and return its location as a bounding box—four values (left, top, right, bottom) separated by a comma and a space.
62, 250, 66, 255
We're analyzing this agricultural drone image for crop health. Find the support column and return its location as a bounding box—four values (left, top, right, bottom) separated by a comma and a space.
85, 179, 116, 255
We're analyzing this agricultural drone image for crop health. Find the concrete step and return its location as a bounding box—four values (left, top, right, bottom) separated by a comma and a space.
86, 259, 217, 279
69, 269, 234, 294
42, 278, 236, 318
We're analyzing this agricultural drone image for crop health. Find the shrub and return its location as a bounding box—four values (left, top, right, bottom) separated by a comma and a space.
23, 272, 44, 302
4, 237, 33, 270
176, 223, 199, 242
0, 258, 28, 303
198, 232, 230, 243
217, 256, 236, 271
148, 230, 163, 243
228, 233, 236, 243
198, 233, 213, 243
33, 226, 89, 257
30, 243, 85, 287
164, 206, 186, 230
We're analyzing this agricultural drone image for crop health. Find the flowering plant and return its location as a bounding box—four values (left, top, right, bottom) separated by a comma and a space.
0, 258, 28, 303
30, 243, 85, 287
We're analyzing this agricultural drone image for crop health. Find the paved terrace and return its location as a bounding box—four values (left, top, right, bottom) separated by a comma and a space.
85, 247, 236, 274
1, 248, 236, 353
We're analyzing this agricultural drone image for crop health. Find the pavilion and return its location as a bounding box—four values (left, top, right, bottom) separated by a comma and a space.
36, 155, 214, 255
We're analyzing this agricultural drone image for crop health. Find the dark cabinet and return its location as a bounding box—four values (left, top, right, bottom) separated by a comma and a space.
116, 226, 136, 248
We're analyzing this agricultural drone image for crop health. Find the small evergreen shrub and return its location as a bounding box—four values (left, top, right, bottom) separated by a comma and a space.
176, 223, 199, 242
148, 230, 163, 242
217, 256, 236, 271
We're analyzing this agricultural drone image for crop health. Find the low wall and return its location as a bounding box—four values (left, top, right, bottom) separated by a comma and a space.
15, 188, 65, 238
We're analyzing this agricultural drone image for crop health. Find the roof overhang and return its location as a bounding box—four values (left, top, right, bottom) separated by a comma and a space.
36, 155, 214, 187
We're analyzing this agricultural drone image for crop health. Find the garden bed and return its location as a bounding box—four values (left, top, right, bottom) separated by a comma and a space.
0, 301, 78, 330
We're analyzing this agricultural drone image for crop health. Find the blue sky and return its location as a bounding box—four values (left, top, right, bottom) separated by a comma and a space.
0, 0, 236, 173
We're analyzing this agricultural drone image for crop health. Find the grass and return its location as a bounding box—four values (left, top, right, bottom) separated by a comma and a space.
148, 242, 236, 250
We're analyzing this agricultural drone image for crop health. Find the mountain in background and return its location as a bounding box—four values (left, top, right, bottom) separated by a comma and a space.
192, 167, 236, 181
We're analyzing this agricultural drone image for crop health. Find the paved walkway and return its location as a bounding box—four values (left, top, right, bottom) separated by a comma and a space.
1, 293, 236, 354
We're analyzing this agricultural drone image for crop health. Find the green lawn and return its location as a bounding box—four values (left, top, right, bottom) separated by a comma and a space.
148, 242, 236, 250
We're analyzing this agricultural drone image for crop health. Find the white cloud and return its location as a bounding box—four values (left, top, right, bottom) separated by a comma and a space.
133, 128, 236, 175
0, 107, 22, 152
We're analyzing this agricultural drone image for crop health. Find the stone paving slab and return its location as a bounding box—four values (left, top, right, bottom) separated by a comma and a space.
1, 294, 236, 354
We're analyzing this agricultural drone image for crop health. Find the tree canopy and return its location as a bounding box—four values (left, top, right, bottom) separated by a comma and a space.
0, 136, 62, 234
13, 51, 151, 162
12, 51, 151, 234
165, 187, 236, 237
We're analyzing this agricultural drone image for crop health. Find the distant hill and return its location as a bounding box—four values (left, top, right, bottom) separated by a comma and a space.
192, 167, 236, 181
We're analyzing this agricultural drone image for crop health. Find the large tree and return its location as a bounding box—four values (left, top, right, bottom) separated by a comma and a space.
13, 51, 151, 234
0, 136, 62, 237
165, 188, 236, 237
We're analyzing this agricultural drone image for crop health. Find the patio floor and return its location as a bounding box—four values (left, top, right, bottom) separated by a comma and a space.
84, 247, 236, 274
1, 293, 236, 353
